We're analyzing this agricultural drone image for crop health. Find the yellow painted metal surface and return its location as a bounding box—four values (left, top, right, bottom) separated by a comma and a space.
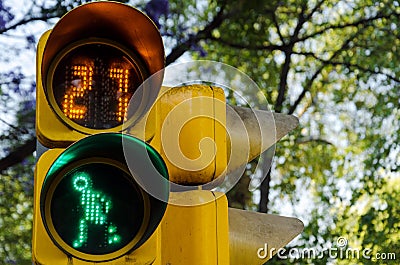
36, 30, 139, 148
32, 149, 159, 265
160, 191, 230, 265
36, 31, 85, 148
150, 85, 227, 185
37, 32, 125, 147
32, 149, 69, 265
36, 1, 165, 148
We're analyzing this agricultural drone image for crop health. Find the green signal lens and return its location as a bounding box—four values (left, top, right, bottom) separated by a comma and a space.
50, 162, 146, 255
40, 133, 169, 262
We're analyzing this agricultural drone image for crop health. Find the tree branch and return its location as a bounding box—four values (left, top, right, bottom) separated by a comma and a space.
208, 36, 283, 51
0, 14, 59, 34
275, 4, 308, 112
295, 11, 399, 43
289, 65, 322, 115
260, 4, 311, 213
275, 49, 293, 112
296, 136, 333, 146
271, 11, 285, 44
293, 50, 400, 83
0, 118, 29, 135
304, 0, 326, 21
331, 61, 400, 83
166, 5, 228, 65
259, 167, 271, 213
288, 29, 365, 114
0, 138, 36, 173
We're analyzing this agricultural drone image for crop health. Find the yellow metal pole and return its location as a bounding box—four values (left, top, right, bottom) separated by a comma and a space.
160, 191, 230, 265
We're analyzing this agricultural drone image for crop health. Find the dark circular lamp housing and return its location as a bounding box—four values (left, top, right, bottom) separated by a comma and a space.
40, 133, 169, 262
41, 1, 165, 134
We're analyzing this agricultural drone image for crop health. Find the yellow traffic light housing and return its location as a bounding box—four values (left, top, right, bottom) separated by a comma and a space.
33, 2, 168, 264
149, 84, 227, 186
161, 190, 230, 265
34, 2, 304, 265
33, 133, 169, 263
36, 1, 164, 147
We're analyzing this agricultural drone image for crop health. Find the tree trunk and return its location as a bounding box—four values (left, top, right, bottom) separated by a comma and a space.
259, 169, 271, 213
258, 150, 274, 213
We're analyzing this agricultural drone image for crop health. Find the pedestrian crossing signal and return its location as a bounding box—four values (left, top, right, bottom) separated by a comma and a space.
36, 133, 169, 262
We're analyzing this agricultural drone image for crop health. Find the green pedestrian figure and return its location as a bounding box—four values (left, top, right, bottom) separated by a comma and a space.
72, 173, 121, 248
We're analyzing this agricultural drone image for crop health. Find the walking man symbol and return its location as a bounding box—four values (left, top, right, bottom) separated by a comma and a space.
72, 173, 121, 248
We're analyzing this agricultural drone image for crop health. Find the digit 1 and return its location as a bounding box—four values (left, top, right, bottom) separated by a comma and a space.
110, 68, 130, 122
63, 65, 93, 120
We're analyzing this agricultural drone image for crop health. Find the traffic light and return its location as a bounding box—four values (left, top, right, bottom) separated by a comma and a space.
33, 2, 304, 265
34, 133, 169, 263
33, 2, 167, 264
36, 1, 164, 147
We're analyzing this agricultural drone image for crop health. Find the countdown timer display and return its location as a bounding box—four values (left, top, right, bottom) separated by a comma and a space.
48, 41, 146, 130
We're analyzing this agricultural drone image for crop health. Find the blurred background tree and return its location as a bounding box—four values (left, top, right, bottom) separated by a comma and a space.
0, 0, 398, 264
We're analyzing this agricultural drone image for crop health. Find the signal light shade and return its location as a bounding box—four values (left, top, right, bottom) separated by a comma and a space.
229, 208, 304, 264
226, 105, 299, 174
39, 133, 169, 262
41, 1, 164, 89
36, 1, 165, 147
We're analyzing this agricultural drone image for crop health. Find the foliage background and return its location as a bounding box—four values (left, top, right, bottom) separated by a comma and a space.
0, 0, 398, 264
